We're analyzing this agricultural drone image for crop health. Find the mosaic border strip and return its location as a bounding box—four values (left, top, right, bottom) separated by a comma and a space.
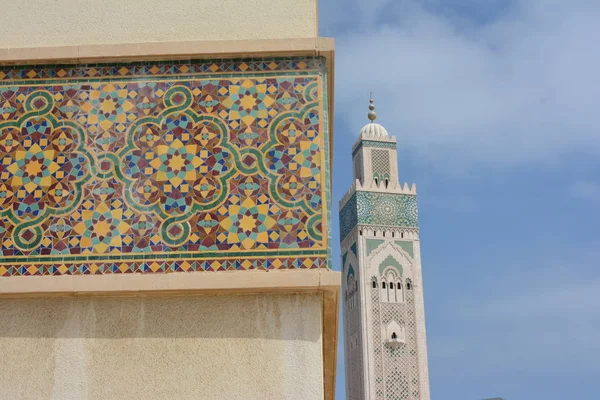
352, 140, 396, 157
0, 249, 327, 264
0, 57, 323, 83
0, 255, 328, 277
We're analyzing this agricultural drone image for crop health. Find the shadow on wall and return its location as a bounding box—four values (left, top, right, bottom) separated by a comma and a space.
0, 293, 322, 341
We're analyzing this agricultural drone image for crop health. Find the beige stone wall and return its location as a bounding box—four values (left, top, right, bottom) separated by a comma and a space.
1, 0, 318, 49
0, 293, 324, 400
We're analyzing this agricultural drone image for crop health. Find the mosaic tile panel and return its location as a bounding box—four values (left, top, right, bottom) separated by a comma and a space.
0, 256, 326, 277
0, 58, 321, 83
339, 192, 418, 241
0, 57, 330, 276
339, 193, 358, 241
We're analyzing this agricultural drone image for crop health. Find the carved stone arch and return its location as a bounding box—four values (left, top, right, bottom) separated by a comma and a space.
346, 264, 359, 309
368, 241, 413, 279
382, 266, 399, 282
346, 265, 355, 286
370, 240, 415, 264
371, 275, 378, 288
385, 320, 403, 340
342, 241, 359, 276
342, 251, 349, 271
383, 320, 405, 348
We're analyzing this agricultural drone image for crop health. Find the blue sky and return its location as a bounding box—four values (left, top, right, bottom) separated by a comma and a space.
319, 1, 600, 399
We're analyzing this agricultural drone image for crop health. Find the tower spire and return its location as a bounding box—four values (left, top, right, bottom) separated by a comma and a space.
368, 95, 377, 123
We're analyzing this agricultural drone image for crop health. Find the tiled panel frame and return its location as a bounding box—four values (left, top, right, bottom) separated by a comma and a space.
0, 57, 331, 276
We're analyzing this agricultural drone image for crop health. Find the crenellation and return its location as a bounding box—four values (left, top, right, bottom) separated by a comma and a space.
339, 180, 417, 210
338, 180, 358, 209
356, 179, 416, 194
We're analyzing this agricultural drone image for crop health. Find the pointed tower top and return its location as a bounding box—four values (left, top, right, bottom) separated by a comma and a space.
368, 97, 377, 122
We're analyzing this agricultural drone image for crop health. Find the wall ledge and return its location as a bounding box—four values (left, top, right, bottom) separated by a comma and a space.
0, 268, 339, 298
0, 37, 334, 65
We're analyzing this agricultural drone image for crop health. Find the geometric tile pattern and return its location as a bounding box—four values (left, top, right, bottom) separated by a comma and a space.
371, 284, 385, 398
339, 192, 359, 242
0, 58, 321, 83
357, 193, 417, 228
339, 192, 418, 241
378, 287, 421, 400
352, 140, 396, 157
0, 57, 329, 276
371, 149, 390, 181
0, 256, 326, 277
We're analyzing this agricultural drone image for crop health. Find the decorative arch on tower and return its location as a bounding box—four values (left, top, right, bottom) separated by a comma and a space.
368, 241, 413, 277
368, 241, 413, 303
345, 264, 359, 310
379, 256, 403, 276
384, 320, 405, 347
347, 265, 355, 284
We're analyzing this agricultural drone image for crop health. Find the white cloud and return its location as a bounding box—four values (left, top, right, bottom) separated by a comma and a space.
570, 181, 600, 201
334, 0, 600, 167
431, 253, 600, 378
460, 275, 600, 322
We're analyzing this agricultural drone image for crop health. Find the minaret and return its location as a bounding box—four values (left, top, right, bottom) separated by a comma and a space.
339, 100, 431, 400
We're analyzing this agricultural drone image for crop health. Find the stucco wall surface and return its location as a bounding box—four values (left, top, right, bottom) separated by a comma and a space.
0, 293, 324, 400
0, 0, 318, 48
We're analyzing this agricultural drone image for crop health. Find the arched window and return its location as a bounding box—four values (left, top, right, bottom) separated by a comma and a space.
391, 332, 397, 340
385, 178, 389, 188
380, 280, 386, 301
406, 279, 412, 290
395, 279, 403, 302
372, 280, 377, 288
389, 282, 394, 289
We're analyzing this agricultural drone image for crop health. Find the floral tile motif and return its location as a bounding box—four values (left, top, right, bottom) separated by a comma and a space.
0, 57, 330, 276
339, 192, 418, 241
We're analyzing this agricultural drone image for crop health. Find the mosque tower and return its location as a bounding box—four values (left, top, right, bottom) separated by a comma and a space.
339, 100, 431, 400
